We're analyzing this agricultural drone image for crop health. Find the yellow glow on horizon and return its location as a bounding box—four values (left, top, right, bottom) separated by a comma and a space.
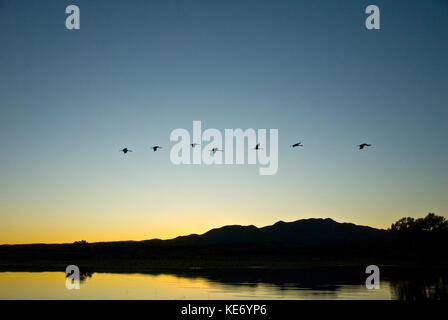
0, 208, 396, 245
0, 188, 431, 245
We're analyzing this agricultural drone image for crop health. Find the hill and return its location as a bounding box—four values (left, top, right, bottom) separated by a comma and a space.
159, 218, 387, 245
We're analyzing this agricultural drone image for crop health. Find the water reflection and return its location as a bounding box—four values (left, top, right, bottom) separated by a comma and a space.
391, 277, 448, 300
1, 267, 447, 300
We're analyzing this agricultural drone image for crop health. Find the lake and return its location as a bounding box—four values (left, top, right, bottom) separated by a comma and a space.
1, 267, 445, 299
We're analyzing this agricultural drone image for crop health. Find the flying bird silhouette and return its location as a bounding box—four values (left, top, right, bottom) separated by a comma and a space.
358, 143, 372, 150
191, 143, 200, 148
209, 147, 223, 155
253, 143, 263, 150
291, 142, 303, 148
120, 148, 132, 154
152, 146, 163, 152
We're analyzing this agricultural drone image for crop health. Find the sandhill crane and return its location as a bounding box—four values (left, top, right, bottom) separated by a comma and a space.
358, 143, 372, 150
253, 143, 263, 150
120, 148, 132, 154
152, 146, 163, 152
209, 147, 223, 155
191, 143, 200, 148
291, 142, 303, 148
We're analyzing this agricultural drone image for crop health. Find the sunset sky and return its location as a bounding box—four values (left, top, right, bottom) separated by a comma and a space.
1, 0, 447, 244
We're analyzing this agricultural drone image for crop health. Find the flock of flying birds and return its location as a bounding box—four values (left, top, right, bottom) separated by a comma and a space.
119, 142, 372, 154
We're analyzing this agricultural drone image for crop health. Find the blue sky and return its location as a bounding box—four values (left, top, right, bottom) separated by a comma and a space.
0, 0, 447, 243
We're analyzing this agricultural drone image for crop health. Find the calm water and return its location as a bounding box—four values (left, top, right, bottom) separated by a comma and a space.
1, 267, 447, 300
0, 270, 410, 300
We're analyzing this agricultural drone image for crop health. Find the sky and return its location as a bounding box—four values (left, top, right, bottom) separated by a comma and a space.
0, 0, 447, 244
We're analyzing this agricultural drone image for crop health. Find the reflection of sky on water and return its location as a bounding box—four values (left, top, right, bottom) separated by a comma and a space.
2, 269, 446, 299
0, 271, 396, 300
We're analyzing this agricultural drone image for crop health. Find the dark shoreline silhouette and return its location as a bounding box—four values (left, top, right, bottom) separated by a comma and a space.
1, 216, 447, 271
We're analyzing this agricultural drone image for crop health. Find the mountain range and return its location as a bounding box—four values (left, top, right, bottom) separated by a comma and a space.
142, 218, 387, 246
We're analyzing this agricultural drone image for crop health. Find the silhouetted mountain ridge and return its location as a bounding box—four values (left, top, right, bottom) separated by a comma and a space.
158, 218, 387, 246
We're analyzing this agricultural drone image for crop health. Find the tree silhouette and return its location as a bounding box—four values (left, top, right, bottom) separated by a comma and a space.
390, 213, 448, 234
72, 240, 93, 258
389, 213, 448, 267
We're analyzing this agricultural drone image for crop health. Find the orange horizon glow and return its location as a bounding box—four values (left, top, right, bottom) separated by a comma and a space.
0, 214, 401, 245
